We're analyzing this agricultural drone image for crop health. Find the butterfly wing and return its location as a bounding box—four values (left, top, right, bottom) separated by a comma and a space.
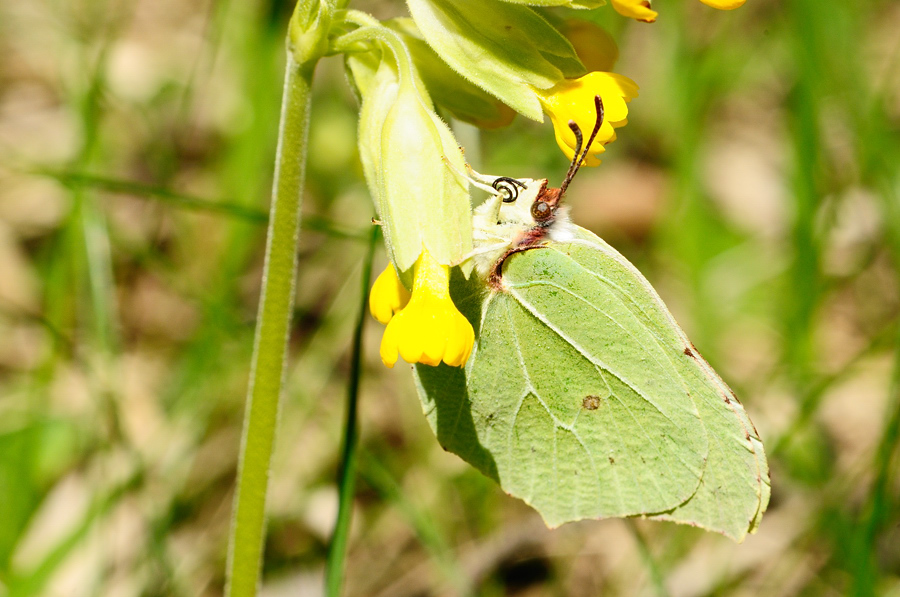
415, 226, 769, 541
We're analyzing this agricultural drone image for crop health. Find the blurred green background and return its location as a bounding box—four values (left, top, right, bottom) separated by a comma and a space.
1, 0, 899, 595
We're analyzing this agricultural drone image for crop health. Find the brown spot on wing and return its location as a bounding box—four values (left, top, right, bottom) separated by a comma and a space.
582, 395, 602, 410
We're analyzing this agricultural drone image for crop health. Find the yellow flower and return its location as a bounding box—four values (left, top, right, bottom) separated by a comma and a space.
613, 0, 744, 21
699, 0, 746, 8
536, 72, 639, 166
369, 263, 411, 324
377, 250, 474, 369
610, 0, 658, 23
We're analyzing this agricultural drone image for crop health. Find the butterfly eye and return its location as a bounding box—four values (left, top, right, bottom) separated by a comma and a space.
492, 177, 526, 203
531, 200, 552, 221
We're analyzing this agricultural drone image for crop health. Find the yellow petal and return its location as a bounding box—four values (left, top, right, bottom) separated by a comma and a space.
376, 250, 474, 369
369, 263, 411, 324
611, 0, 658, 22
420, 306, 447, 366
379, 320, 400, 368
537, 72, 639, 167
442, 312, 471, 367
699, 0, 746, 9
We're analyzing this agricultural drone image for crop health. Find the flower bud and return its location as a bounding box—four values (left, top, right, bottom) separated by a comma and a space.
288, 0, 332, 67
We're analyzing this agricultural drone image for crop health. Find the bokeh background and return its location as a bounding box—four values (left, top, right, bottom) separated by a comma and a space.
2, 0, 900, 595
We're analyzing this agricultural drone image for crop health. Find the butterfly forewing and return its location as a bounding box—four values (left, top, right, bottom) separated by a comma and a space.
414, 226, 769, 541
483, 241, 708, 524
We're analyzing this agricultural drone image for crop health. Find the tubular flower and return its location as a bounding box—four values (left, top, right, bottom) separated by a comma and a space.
369, 263, 411, 325
378, 250, 474, 369
536, 72, 639, 167
611, 0, 658, 23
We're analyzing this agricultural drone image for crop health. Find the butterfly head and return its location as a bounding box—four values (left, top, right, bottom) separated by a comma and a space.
485, 95, 605, 231
488, 176, 561, 229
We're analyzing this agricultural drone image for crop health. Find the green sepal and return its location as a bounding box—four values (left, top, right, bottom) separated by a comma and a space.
379, 82, 472, 274
407, 0, 585, 121
356, 58, 399, 219
387, 19, 516, 129
345, 48, 381, 103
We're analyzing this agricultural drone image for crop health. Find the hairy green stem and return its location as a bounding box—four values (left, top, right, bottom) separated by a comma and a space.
225, 54, 314, 597
324, 226, 378, 596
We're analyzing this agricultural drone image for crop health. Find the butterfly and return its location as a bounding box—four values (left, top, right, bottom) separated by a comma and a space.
415, 97, 770, 541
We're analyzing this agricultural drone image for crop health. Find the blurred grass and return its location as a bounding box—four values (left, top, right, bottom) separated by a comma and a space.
0, 0, 899, 595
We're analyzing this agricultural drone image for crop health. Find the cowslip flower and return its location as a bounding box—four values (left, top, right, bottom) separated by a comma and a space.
536, 72, 639, 166
613, 0, 745, 22
375, 249, 474, 369
611, 0, 658, 23
369, 263, 410, 324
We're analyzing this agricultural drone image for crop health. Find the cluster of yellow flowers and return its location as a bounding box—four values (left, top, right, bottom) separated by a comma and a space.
368, 0, 747, 370
612, 0, 746, 22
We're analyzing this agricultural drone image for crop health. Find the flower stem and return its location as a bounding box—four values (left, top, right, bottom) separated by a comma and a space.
225, 53, 315, 597
325, 225, 378, 596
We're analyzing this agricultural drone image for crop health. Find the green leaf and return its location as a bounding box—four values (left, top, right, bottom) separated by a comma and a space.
415, 228, 769, 541
407, 0, 585, 121
498, 0, 605, 8
387, 19, 516, 129
0, 420, 77, 575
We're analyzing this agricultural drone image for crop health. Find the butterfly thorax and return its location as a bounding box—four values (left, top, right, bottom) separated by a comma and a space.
471, 177, 577, 288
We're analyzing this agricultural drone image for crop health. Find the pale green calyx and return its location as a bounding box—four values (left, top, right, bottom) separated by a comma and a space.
353, 30, 472, 277
406, 0, 586, 121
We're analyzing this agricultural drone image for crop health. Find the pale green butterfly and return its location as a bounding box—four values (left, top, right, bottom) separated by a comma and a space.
415, 98, 770, 541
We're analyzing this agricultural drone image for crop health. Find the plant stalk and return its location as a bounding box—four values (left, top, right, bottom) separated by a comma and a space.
225, 53, 314, 597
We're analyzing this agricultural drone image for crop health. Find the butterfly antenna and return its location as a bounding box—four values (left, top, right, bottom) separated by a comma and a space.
559, 95, 604, 197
